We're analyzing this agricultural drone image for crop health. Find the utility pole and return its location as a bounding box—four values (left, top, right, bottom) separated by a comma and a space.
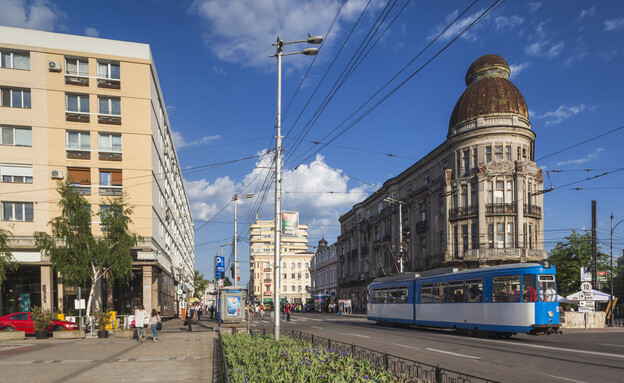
591, 200, 597, 287
384, 196, 405, 273
233, 193, 253, 286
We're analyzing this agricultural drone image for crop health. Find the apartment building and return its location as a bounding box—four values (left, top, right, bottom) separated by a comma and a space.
249, 219, 311, 305
309, 239, 339, 298
337, 55, 547, 312
0, 26, 194, 317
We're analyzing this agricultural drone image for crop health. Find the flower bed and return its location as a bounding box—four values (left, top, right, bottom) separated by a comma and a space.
221, 333, 415, 382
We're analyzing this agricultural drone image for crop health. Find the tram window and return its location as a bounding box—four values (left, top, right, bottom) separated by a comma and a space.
421, 284, 433, 303
372, 289, 381, 304
466, 279, 482, 302
539, 275, 557, 302
449, 281, 465, 303
434, 282, 448, 303
388, 289, 398, 304
522, 275, 538, 302
380, 289, 389, 303
399, 286, 408, 303
493, 275, 520, 302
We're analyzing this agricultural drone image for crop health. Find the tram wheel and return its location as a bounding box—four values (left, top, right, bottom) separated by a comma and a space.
501, 333, 512, 339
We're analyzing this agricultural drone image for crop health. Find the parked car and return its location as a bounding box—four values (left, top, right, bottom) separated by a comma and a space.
0, 312, 80, 333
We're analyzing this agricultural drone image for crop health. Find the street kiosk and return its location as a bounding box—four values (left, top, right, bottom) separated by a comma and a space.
219, 286, 245, 324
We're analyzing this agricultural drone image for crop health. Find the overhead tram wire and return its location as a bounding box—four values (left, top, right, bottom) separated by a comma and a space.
285, 0, 409, 164
291, 0, 502, 169
536, 125, 624, 162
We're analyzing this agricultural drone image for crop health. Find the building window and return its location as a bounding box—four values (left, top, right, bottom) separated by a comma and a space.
99, 169, 122, 195
463, 150, 469, 176
424, 173, 430, 185
495, 181, 504, 204
1, 50, 30, 70
68, 167, 91, 195
1, 164, 33, 184
65, 57, 88, 76
485, 146, 492, 162
488, 223, 494, 248
506, 181, 513, 203
497, 223, 505, 248
1, 126, 32, 147
462, 225, 468, 251
291, 286, 295, 292
495, 145, 503, 160
471, 222, 478, 249
439, 195, 445, 216
1, 87, 31, 108
97, 60, 121, 89
420, 204, 426, 221
507, 223, 514, 248
98, 133, 122, 161
66, 93, 90, 122
522, 147, 528, 160
406, 183, 412, 194
66, 131, 90, 159
506, 145, 512, 160
98, 97, 121, 125
2, 201, 34, 221
453, 226, 458, 257
528, 224, 533, 249
291, 273, 295, 279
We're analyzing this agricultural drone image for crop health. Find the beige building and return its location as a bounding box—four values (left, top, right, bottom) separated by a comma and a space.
249, 219, 311, 305
338, 55, 547, 311
0, 26, 194, 317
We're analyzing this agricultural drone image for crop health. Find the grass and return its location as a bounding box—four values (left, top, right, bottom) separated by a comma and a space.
221, 333, 418, 382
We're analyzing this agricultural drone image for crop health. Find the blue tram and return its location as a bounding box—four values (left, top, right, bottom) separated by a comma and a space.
367, 263, 560, 336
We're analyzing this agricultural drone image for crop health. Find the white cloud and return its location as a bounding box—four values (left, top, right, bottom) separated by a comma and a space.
185, 152, 373, 228
555, 148, 605, 167
427, 8, 486, 42
577, 7, 596, 20
84, 27, 99, 37
525, 40, 565, 58
604, 17, 624, 31
494, 15, 524, 32
509, 62, 529, 79
533, 104, 586, 125
172, 130, 221, 148
212, 66, 226, 75
0, 0, 65, 31
528, 2, 542, 12
189, 0, 375, 68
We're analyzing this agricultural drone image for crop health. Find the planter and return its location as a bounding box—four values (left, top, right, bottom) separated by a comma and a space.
0, 331, 26, 341
53, 330, 85, 339
113, 329, 136, 338
97, 330, 109, 338
35, 330, 48, 339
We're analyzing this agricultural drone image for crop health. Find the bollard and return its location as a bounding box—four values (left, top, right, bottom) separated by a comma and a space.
187, 314, 193, 332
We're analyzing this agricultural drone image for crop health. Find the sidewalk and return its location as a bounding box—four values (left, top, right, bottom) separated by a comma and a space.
0, 317, 218, 383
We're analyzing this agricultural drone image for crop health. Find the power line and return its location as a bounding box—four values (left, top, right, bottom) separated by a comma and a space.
536, 125, 624, 162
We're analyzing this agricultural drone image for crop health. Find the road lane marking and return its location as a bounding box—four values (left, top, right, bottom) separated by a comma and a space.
61, 360, 93, 363
547, 374, 589, 383
312, 326, 323, 330
426, 348, 480, 360
599, 343, 624, 348
396, 344, 420, 350
474, 337, 624, 359
349, 333, 371, 339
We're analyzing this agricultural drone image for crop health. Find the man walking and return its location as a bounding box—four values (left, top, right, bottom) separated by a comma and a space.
209, 304, 214, 319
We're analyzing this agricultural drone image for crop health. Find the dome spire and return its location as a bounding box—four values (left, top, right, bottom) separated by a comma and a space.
465, 54, 511, 86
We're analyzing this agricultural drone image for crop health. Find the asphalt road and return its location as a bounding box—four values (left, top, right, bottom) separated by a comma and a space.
250, 312, 624, 383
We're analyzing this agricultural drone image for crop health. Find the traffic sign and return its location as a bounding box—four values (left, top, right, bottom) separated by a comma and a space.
216, 256, 225, 272
579, 292, 594, 300
579, 300, 595, 307
578, 306, 595, 313
581, 282, 592, 292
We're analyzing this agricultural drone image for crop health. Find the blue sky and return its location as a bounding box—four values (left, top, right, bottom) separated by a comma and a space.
2, 0, 624, 285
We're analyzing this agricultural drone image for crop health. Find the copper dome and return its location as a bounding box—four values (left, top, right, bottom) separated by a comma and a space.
448, 54, 529, 136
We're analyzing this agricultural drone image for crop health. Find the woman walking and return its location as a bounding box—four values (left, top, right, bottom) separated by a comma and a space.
134, 304, 148, 342
149, 309, 161, 342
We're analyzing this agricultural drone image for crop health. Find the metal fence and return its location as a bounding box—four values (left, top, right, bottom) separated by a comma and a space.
233, 328, 499, 383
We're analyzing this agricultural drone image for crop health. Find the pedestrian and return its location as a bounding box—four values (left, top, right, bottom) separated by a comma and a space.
197, 306, 202, 321
149, 309, 161, 342
209, 304, 214, 319
260, 304, 264, 318
286, 303, 291, 321
134, 304, 149, 342
281, 304, 286, 321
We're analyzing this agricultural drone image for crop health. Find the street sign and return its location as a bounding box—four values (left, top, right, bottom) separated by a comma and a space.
176, 289, 183, 295
579, 292, 594, 300
216, 256, 225, 273
579, 300, 595, 307
581, 282, 592, 292
581, 267, 592, 282
578, 306, 595, 313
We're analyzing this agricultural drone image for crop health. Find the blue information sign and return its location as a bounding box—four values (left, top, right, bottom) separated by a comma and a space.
216, 256, 225, 273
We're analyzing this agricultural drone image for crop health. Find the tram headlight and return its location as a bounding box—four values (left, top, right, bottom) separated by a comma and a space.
548, 311, 554, 318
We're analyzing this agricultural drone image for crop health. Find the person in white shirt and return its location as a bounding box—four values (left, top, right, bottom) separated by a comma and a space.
134, 304, 149, 342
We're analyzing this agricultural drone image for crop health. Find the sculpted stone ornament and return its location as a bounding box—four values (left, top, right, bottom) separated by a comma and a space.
483, 160, 514, 175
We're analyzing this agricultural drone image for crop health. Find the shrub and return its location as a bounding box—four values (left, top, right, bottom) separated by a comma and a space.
31, 306, 53, 331
93, 310, 111, 331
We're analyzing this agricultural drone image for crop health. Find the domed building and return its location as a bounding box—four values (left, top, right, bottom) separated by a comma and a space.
336, 55, 546, 310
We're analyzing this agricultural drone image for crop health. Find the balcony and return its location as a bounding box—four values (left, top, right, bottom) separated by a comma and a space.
415, 220, 428, 232
263, 268, 272, 273
339, 254, 345, 263
360, 245, 368, 255
71, 185, 91, 195
98, 114, 121, 125
486, 203, 516, 215
65, 74, 89, 86
449, 206, 478, 220
97, 78, 121, 89
372, 239, 381, 248
524, 204, 542, 218
99, 186, 123, 196
350, 249, 358, 258
65, 111, 90, 123
66, 149, 90, 160
382, 235, 392, 243
98, 151, 122, 161
264, 278, 272, 283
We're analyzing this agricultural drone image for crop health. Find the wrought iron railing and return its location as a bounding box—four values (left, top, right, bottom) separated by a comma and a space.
523, 204, 542, 217
415, 220, 428, 232
233, 329, 499, 383
486, 203, 516, 214
449, 205, 478, 219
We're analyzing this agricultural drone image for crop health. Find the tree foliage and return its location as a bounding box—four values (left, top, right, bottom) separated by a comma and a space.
548, 230, 610, 297
194, 269, 209, 298
0, 226, 17, 286
34, 180, 140, 319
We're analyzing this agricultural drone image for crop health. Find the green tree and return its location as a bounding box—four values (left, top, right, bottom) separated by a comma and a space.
223, 275, 232, 287
34, 180, 140, 319
548, 230, 610, 297
194, 269, 209, 299
0, 226, 17, 286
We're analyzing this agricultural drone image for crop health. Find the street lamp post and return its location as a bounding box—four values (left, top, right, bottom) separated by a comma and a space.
271, 34, 322, 340
233, 193, 254, 285
610, 213, 624, 326
384, 196, 405, 273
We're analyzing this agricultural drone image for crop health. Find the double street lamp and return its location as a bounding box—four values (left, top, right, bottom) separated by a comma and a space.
270, 34, 322, 340
384, 196, 406, 273
610, 213, 623, 326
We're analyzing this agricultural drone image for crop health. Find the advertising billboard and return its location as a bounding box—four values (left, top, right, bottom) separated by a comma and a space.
282, 211, 299, 237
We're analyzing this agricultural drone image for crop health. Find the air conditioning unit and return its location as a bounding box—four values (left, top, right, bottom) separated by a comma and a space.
48, 61, 62, 72
51, 170, 64, 179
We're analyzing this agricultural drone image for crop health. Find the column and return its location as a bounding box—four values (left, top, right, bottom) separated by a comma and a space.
56, 272, 64, 313
40, 266, 54, 312
142, 265, 153, 314
152, 269, 160, 313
